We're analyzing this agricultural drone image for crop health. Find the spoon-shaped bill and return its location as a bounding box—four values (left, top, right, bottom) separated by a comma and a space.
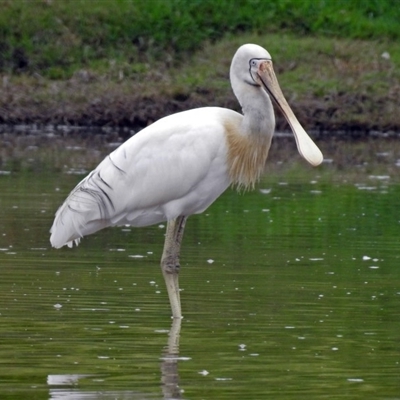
258, 61, 323, 166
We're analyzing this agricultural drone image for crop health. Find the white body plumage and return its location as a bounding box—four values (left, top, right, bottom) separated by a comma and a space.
50, 107, 240, 248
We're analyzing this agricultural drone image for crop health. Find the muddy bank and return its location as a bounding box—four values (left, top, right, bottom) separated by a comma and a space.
1, 81, 399, 137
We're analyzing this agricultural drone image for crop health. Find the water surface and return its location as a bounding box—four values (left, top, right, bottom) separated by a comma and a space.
0, 135, 399, 399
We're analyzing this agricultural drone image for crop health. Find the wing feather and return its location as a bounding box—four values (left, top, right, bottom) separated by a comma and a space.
50, 107, 241, 248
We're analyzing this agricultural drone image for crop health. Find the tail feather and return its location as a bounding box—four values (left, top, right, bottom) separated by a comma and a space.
50, 170, 114, 248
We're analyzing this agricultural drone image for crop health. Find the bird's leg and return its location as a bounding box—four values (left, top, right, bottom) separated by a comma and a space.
161, 216, 187, 319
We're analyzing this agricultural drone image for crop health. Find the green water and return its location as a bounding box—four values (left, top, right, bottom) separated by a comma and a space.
0, 138, 399, 399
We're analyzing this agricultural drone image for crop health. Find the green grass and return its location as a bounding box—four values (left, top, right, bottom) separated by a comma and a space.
1, 32, 399, 131
1, 0, 399, 78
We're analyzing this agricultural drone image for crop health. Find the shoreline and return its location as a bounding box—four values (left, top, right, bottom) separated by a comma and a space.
1, 89, 399, 137
1, 123, 399, 140
1, 35, 399, 136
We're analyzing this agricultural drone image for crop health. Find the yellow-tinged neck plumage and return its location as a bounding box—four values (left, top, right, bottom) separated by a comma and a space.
224, 119, 272, 190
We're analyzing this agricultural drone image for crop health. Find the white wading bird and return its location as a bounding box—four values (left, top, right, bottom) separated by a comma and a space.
50, 44, 323, 319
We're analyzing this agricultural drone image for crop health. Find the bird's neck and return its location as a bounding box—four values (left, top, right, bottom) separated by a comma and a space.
240, 86, 275, 139
225, 90, 275, 190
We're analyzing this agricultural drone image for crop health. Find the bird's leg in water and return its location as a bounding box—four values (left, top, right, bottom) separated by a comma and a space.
161, 216, 187, 319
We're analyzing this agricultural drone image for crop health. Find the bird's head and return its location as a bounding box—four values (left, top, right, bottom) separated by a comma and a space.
230, 44, 323, 167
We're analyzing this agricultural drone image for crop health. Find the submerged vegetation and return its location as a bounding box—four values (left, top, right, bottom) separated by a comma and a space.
0, 0, 399, 132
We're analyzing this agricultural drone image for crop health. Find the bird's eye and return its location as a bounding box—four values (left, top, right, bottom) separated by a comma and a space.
250, 59, 257, 67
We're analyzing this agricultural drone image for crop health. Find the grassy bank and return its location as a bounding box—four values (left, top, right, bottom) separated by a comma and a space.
0, 0, 399, 133
1, 33, 399, 133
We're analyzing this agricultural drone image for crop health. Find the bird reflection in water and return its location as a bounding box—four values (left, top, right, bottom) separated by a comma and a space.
47, 319, 183, 399
161, 318, 183, 399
